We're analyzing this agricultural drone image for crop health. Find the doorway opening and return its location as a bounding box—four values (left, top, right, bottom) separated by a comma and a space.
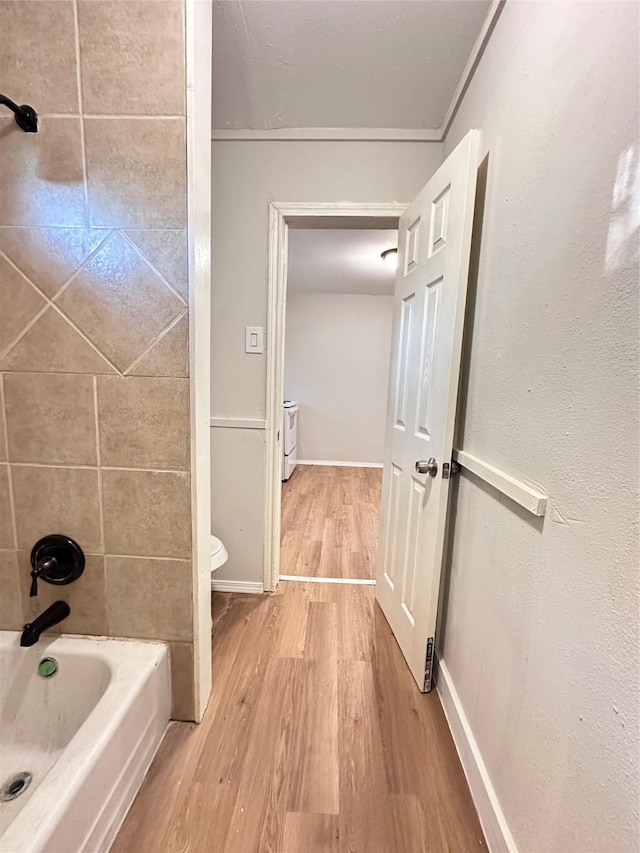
280, 226, 399, 583
263, 204, 407, 593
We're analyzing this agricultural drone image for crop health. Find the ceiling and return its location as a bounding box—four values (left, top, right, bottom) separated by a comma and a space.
212, 1, 491, 131
287, 229, 399, 296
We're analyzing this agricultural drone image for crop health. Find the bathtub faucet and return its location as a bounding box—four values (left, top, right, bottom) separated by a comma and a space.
20, 601, 70, 647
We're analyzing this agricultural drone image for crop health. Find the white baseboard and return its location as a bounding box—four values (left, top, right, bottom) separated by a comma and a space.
437, 659, 517, 853
298, 460, 383, 469
210, 578, 264, 594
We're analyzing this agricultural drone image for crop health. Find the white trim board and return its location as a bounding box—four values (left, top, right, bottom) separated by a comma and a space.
211, 579, 264, 594
280, 575, 376, 585
186, 0, 213, 723
298, 460, 383, 469
437, 660, 517, 853
212, 127, 442, 142
274, 201, 406, 228
453, 449, 548, 517
441, 0, 506, 137
210, 417, 266, 430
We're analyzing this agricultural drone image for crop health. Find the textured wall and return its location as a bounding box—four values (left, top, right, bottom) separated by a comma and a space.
210, 140, 443, 583
439, 2, 640, 849
0, 0, 195, 720
284, 293, 393, 464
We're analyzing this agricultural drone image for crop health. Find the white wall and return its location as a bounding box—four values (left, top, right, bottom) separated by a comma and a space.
210, 140, 442, 582
284, 292, 393, 464
439, 3, 640, 851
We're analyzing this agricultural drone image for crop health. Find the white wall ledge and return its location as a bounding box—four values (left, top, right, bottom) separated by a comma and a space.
210, 417, 266, 430
453, 449, 548, 517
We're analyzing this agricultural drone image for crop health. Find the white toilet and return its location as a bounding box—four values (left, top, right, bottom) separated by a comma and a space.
210, 535, 228, 573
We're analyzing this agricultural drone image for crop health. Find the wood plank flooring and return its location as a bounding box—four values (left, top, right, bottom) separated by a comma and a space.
281, 465, 382, 579
112, 581, 485, 853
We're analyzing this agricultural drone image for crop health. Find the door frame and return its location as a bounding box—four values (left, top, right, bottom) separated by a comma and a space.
264, 201, 409, 591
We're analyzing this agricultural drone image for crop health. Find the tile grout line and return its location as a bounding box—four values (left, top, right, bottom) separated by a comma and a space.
94, 374, 111, 636
48, 302, 123, 375
0, 252, 51, 362
2, 229, 187, 376
5, 225, 186, 377
0, 371, 124, 379
123, 309, 188, 375
47, 228, 114, 303
0, 375, 19, 550
0, 226, 187, 233
103, 554, 191, 563
93, 376, 106, 555
7, 462, 190, 474
71, 0, 90, 228
34, 114, 184, 120
119, 230, 188, 308
0, 547, 189, 563
0, 248, 123, 376
102, 465, 191, 475
50, 114, 186, 121
0, 303, 50, 365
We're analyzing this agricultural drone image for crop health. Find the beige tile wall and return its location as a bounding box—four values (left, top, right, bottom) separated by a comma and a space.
0, 0, 195, 720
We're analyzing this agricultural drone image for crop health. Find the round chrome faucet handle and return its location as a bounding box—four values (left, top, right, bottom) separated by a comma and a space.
415, 458, 438, 477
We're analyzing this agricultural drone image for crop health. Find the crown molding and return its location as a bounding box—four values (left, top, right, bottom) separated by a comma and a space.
210, 1, 505, 145
211, 127, 442, 142
441, 0, 506, 138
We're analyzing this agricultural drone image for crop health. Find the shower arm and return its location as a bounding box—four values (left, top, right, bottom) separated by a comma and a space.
0, 94, 38, 132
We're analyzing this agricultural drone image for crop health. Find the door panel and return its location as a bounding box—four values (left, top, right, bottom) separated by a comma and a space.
376, 130, 480, 691
416, 277, 440, 438
395, 295, 414, 429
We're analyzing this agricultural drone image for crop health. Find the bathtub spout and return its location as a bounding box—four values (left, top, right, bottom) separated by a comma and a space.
20, 601, 70, 647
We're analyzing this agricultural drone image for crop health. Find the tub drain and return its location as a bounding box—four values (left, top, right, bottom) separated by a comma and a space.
0, 772, 32, 802
38, 657, 58, 678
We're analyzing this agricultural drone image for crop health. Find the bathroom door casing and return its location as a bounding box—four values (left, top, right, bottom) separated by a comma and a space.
376, 130, 480, 692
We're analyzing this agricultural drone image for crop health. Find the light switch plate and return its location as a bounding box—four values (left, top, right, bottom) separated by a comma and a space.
245, 326, 264, 354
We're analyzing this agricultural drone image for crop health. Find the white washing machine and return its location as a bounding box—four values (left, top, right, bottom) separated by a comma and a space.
282, 401, 299, 481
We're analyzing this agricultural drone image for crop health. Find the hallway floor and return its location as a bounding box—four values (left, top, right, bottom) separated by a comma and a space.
281, 465, 382, 579
113, 580, 485, 852
112, 466, 485, 853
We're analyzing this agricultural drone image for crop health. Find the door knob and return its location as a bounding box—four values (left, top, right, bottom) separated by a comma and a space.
415, 458, 438, 477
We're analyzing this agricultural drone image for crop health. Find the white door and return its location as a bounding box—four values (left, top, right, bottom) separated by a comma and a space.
376, 130, 480, 692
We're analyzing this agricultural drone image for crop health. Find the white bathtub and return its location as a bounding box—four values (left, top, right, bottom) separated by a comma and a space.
0, 631, 170, 853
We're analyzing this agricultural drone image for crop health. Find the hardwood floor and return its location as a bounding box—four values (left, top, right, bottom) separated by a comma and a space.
281, 465, 382, 579
112, 581, 485, 853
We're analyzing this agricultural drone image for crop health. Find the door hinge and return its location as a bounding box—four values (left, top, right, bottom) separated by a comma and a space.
442, 460, 461, 479
423, 636, 434, 692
